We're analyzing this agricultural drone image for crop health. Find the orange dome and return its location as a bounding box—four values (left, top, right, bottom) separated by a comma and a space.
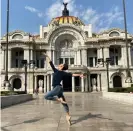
49, 16, 84, 26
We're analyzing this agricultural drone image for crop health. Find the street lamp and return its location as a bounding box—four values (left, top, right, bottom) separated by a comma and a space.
98, 58, 112, 91
122, 0, 132, 83
21, 60, 28, 94
4, 0, 10, 88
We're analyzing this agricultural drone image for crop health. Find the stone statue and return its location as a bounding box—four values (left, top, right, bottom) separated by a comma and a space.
63, 2, 68, 9
38, 80, 43, 88
92, 78, 97, 91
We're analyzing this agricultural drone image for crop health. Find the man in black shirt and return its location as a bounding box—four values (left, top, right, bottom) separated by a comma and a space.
43, 53, 84, 126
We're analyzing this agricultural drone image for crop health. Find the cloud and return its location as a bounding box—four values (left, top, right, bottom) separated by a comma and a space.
25, 0, 123, 32
25, 6, 38, 13
25, 6, 44, 18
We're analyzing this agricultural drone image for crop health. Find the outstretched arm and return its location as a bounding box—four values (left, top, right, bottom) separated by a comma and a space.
72, 74, 85, 78
42, 52, 57, 72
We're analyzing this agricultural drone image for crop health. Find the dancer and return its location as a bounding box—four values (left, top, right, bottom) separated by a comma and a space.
43, 53, 84, 125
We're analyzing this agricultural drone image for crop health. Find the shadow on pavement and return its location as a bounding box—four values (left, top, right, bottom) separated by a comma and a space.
72, 113, 112, 125
1, 117, 46, 128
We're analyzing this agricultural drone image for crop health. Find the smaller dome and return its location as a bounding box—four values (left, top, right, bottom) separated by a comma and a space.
49, 16, 84, 26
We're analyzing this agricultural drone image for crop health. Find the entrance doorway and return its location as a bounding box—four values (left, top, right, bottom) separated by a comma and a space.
37, 75, 44, 93
63, 75, 72, 92
113, 75, 122, 87
13, 78, 21, 90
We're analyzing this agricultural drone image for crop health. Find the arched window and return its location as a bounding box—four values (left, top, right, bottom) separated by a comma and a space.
109, 31, 120, 37
12, 34, 23, 39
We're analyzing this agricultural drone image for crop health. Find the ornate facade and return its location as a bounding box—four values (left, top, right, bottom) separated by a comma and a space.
0, 4, 133, 93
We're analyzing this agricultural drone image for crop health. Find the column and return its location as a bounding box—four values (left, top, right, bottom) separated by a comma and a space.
81, 49, 87, 66
52, 50, 55, 64
121, 46, 127, 67
128, 46, 132, 66
93, 58, 95, 67
30, 49, 33, 60
74, 51, 77, 65
85, 77, 88, 92
77, 50, 81, 65
97, 48, 103, 66
51, 74, 53, 90
44, 75, 47, 93
81, 77, 84, 92
97, 48, 103, 59
8, 50, 11, 69
1, 50, 4, 70
24, 49, 29, 63
46, 50, 52, 68
104, 47, 109, 60
47, 75, 50, 92
35, 75, 37, 91
72, 76, 75, 92
97, 74, 100, 91
4, 50, 5, 70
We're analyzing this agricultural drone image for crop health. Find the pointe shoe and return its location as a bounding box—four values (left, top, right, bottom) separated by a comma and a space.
66, 115, 71, 126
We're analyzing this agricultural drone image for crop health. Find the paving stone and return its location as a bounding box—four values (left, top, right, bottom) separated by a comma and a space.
1, 93, 133, 131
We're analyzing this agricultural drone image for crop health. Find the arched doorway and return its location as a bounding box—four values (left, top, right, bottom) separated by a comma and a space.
113, 75, 122, 87
13, 78, 22, 89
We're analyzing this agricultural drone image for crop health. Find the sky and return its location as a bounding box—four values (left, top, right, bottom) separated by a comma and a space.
1, 0, 133, 36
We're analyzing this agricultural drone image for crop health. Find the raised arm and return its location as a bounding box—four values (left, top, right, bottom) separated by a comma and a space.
72, 73, 84, 78
42, 52, 57, 72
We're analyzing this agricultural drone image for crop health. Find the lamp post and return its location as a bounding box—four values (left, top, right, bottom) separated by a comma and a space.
98, 58, 112, 91
21, 60, 28, 94
122, 0, 132, 83
4, 0, 10, 88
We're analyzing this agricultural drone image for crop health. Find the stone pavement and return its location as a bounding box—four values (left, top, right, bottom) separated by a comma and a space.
1, 93, 133, 131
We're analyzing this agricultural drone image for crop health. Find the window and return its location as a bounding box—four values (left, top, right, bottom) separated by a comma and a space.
14, 50, 24, 68
65, 58, 69, 64
12, 34, 23, 39
70, 58, 74, 64
89, 57, 93, 67
109, 31, 120, 37
16, 59, 18, 68
59, 58, 63, 64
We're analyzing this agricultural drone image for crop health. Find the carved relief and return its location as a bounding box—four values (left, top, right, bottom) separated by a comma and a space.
59, 39, 73, 49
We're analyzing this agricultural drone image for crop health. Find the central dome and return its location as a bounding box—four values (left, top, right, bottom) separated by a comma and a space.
49, 16, 84, 26
49, 2, 84, 26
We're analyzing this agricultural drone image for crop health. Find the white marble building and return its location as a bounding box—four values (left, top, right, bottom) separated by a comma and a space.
0, 4, 133, 93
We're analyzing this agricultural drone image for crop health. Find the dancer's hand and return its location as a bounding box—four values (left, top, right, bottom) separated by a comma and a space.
42, 52, 51, 62
42, 52, 47, 57
80, 74, 85, 78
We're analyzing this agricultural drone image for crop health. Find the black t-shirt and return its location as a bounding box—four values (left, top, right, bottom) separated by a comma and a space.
49, 61, 72, 87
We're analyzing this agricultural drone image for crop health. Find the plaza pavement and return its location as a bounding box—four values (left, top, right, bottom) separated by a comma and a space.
1, 93, 133, 131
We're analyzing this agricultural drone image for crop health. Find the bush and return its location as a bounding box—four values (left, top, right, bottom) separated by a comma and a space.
0, 91, 26, 96
108, 87, 133, 93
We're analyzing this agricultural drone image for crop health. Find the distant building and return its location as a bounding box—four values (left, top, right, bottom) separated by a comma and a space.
0, 3, 133, 93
